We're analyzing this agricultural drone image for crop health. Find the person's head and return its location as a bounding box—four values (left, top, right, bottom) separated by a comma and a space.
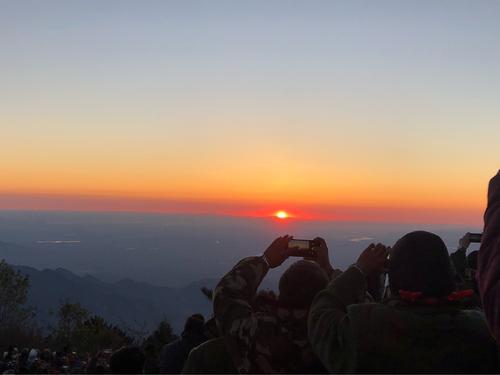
109, 346, 145, 374
183, 314, 205, 336
278, 260, 329, 309
389, 231, 455, 298
40, 348, 52, 362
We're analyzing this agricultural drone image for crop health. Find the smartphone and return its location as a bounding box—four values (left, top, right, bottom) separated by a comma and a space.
469, 233, 482, 243
288, 239, 317, 257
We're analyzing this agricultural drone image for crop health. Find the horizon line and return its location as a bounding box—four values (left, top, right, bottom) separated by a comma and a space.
0, 191, 485, 227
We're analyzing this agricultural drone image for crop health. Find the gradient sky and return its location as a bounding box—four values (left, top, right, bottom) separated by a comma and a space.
1, 0, 499, 224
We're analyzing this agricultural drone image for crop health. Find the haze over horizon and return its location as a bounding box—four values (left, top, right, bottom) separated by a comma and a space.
2, 1, 499, 225
0, 210, 482, 288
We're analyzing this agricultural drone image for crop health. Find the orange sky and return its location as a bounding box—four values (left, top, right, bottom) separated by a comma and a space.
1, 1, 499, 226
0, 188, 488, 226
0, 125, 495, 225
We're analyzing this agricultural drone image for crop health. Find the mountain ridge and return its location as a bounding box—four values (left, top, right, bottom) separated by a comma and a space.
10, 263, 216, 335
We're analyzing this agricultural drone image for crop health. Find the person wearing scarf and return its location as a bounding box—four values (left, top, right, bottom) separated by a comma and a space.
309, 231, 498, 373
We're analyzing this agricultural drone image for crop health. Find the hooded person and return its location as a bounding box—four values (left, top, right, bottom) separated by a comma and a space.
159, 314, 207, 374
308, 231, 498, 373
181, 337, 237, 374
213, 235, 338, 374
110, 346, 145, 374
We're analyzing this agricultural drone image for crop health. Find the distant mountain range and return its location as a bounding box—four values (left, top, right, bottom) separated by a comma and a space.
0, 235, 276, 335
9, 260, 217, 334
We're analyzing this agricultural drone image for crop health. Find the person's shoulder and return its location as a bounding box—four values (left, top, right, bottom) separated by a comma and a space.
346, 302, 414, 332
167, 337, 182, 346
454, 308, 491, 329
162, 338, 182, 353
248, 309, 294, 343
346, 302, 382, 316
222, 309, 279, 341
191, 337, 226, 359
457, 307, 486, 316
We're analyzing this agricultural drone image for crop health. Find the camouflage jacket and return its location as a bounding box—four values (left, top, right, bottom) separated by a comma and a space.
213, 256, 326, 373
308, 266, 498, 373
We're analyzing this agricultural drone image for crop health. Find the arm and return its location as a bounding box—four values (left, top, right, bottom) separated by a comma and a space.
450, 233, 473, 283
478, 171, 500, 338
213, 234, 291, 335
308, 266, 367, 373
308, 243, 387, 373
312, 237, 343, 281
213, 256, 269, 336
213, 236, 290, 372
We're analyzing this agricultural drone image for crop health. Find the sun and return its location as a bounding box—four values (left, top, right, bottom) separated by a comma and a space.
275, 210, 288, 219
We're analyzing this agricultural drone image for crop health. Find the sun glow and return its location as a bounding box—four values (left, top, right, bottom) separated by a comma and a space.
275, 210, 288, 219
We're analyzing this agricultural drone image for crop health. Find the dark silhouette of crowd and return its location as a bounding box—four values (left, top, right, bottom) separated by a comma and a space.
2, 170, 500, 374
158, 314, 206, 373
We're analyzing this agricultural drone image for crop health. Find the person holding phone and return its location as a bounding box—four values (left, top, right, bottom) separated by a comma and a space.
308, 232, 498, 373
450, 232, 481, 295
213, 235, 337, 373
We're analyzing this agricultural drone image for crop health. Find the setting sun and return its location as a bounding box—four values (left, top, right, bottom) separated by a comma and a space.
275, 210, 288, 219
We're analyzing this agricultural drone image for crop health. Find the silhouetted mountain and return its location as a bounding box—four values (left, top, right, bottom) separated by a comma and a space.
12, 264, 217, 334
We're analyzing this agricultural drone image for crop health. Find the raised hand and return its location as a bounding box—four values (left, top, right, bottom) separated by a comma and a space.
356, 243, 388, 276
458, 233, 472, 251
312, 237, 334, 276
263, 235, 292, 268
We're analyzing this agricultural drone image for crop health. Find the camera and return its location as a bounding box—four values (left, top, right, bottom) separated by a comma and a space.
287, 239, 320, 258
469, 233, 482, 243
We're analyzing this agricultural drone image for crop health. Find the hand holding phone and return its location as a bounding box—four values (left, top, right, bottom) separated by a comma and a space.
287, 239, 318, 258
263, 235, 292, 268
459, 232, 482, 250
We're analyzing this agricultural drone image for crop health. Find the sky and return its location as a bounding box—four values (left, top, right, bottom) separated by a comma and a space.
1, 0, 499, 224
